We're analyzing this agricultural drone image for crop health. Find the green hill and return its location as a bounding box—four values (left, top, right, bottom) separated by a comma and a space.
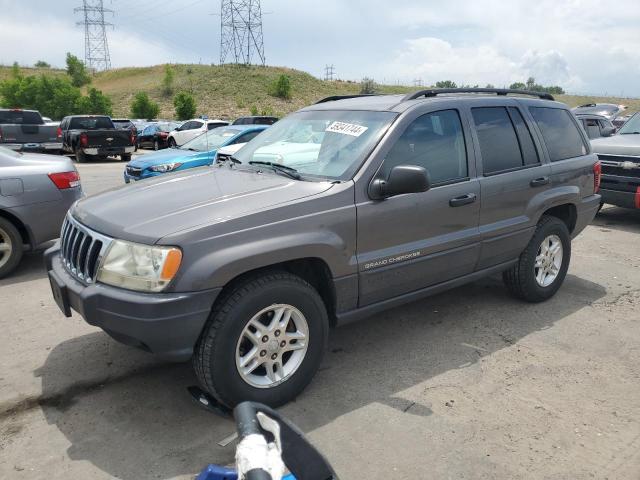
2, 64, 639, 120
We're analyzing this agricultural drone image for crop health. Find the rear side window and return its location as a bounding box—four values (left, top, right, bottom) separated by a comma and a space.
0, 110, 43, 124
382, 109, 468, 184
472, 107, 526, 174
529, 107, 587, 161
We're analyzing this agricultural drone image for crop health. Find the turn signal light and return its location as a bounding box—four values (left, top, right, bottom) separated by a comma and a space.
48, 171, 80, 189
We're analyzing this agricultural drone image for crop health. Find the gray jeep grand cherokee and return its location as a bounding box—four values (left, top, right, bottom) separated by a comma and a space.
46, 88, 601, 407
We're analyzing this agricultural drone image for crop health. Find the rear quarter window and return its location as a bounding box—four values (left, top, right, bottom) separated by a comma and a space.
529, 107, 587, 161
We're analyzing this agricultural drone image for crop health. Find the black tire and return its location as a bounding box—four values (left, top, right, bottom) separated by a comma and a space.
120, 153, 132, 162
153, 139, 159, 151
168, 137, 176, 148
74, 147, 86, 163
503, 215, 571, 302
0, 218, 24, 279
193, 271, 329, 408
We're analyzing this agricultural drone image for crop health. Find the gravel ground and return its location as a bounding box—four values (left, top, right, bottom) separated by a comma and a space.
1, 154, 639, 480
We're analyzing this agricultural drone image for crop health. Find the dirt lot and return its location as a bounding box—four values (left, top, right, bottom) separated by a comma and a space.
1, 156, 639, 480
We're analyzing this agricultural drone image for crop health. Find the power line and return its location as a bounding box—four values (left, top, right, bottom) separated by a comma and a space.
220, 0, 266, 66
75, 0, 113, 71
324, 64, 336, 81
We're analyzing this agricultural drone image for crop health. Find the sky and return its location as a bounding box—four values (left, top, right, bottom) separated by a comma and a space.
1, 0, 639, 96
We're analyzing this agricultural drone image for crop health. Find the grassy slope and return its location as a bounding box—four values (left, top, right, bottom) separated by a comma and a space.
2, 64, 639, 120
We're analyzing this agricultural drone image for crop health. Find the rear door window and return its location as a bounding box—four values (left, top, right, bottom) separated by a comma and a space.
472, 107, 524, 174
529, 107, 587, 161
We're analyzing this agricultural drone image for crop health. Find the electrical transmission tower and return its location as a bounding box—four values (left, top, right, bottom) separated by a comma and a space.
324, 64, 336, 81
219, 0, 266, 66
74, 0, 113, 72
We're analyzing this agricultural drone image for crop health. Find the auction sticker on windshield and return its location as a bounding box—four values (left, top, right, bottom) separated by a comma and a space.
325, 121, 368, 137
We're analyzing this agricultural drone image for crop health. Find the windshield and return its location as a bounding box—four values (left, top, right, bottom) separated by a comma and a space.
618, 112, 640, 134
181, 127, 241, 151
158, 122, 179, 132
233, 110, 396, 180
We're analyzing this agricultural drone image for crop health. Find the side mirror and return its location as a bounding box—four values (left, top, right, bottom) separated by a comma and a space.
601, 126, 616, 137
369, 164, 431, 200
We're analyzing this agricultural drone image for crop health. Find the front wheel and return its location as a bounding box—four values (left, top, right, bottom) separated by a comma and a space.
503, 215, 571, 302
193, 271, 329, 408
0, 218, 23, 279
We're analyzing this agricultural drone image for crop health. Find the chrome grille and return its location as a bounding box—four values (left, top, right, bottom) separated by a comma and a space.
59, 215, 110, 283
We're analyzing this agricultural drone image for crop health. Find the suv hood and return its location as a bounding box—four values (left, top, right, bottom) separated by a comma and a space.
72, 166, 334, 244
591, 134, 640, 156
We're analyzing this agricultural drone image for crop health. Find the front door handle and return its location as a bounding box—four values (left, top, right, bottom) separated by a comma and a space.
449, 193, 477, 207
530, 176, 550, 187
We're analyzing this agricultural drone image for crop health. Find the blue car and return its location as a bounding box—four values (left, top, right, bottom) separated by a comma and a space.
123, 125, 268, 182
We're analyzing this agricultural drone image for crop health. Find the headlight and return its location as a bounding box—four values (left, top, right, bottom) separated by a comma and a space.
149, 162, 183, 173
97, 239, 182, 292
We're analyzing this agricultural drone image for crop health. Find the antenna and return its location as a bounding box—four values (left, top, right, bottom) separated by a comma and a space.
324, 64, 336, 81
219, 0, 266, 66
74, 0, 113, 71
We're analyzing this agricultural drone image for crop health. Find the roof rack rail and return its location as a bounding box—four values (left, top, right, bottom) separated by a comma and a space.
402, 88, 555, 102
315, 94, 378, 104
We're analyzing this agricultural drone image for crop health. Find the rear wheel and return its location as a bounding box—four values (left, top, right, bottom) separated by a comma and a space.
503, 215, 571, 302
153, 139, 159, 150
193, 271, 329, 408
120, 153, 132, 162
0, 218, 23, 279
168, 137, 177, 148
74, 147, 86, 163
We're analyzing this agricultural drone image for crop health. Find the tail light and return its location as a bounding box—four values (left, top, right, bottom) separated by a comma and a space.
159, 132, 168, 138
593, 161, 601, 194
129, 130, 135, 145
0, 126, 3, 141
80, 132, 88, 147
56, 127, 62, 139
48, 171, 80, 189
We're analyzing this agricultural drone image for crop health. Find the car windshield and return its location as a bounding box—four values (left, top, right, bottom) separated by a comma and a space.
232, 110, 397, 180
158, 122, 179, 132
180, 127, 240, 151
618, 113, 640, 134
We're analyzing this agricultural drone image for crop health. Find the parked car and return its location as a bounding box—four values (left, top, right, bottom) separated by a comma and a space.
572, 103, 626, 121
591, 111, 640, 210
232, 116, 278, 126
137, 121, 181, 150
60, 115, 136, 162
575, 114, 616, 139
46, 88, 600, 408
0, 108, 62, 154
167, 119, 230, 147
612, 114, 632, 130
124, 125, 267, 182
111, 118, 137, 133
0, 146, 82, 278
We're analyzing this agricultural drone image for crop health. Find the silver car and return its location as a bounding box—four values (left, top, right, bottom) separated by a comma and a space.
0, 146, 83, 277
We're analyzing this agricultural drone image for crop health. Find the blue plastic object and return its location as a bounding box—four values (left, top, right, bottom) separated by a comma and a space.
196, 465, 295, 480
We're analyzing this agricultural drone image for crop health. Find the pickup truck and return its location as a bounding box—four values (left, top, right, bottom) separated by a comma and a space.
60, 115, 136, 162
0, 108, 62, 153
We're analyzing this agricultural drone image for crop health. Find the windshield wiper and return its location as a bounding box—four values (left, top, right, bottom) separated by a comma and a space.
248, 161, 302, 180
620, 131, 640, 135
228, 155, 242, 164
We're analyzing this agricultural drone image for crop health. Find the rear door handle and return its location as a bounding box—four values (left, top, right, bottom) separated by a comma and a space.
449, 193, 477, 207
530, 176, 550, 187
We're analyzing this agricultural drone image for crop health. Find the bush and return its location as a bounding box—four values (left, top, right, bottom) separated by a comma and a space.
130, 92, 159, 119
35, 60, 50, 68
161, 64, 174, 97
435, 80, 457, 88
250, 105, 259, 116
269, 74, 291, 99
66, 53, 91, 87
77, 87, 112, 116
360, 77, 377, 94
173, 91, 196, 120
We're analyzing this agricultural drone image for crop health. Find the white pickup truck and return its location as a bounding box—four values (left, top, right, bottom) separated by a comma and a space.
0, 109, 62, 154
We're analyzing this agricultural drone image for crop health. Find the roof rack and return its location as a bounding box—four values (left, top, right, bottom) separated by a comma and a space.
402, 88, 555, 102
315, 94, 379, 104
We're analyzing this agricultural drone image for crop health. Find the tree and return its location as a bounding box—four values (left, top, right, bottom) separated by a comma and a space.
66, 53, 91, 87
509, 82, 526, 90
173, 91, 196, 120
526, 76, 536, 90
130, 92, 159, 119
360, 77, 377, 94
269, 74, 292, 99
0, 74, 82, 119
161, 64, 175, 97
35, 60, 51, 68
11, 62, 21, 79
435, 80, 457, 88
485, 83, 495, 89
77, 87, 112, 115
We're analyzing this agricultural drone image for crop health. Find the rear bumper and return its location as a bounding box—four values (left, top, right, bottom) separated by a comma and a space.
2, 142, 63, 152
572, 193, 601, 238
600, 187, 640, 209
83, 146, 135, 156
45, 245, 220, 361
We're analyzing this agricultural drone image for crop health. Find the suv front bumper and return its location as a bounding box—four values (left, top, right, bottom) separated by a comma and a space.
45, 243, 220, 361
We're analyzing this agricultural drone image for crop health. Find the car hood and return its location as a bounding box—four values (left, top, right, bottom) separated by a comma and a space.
72, 166, 334, 243
591, 135, 640, 156
127, 148, 210, 168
